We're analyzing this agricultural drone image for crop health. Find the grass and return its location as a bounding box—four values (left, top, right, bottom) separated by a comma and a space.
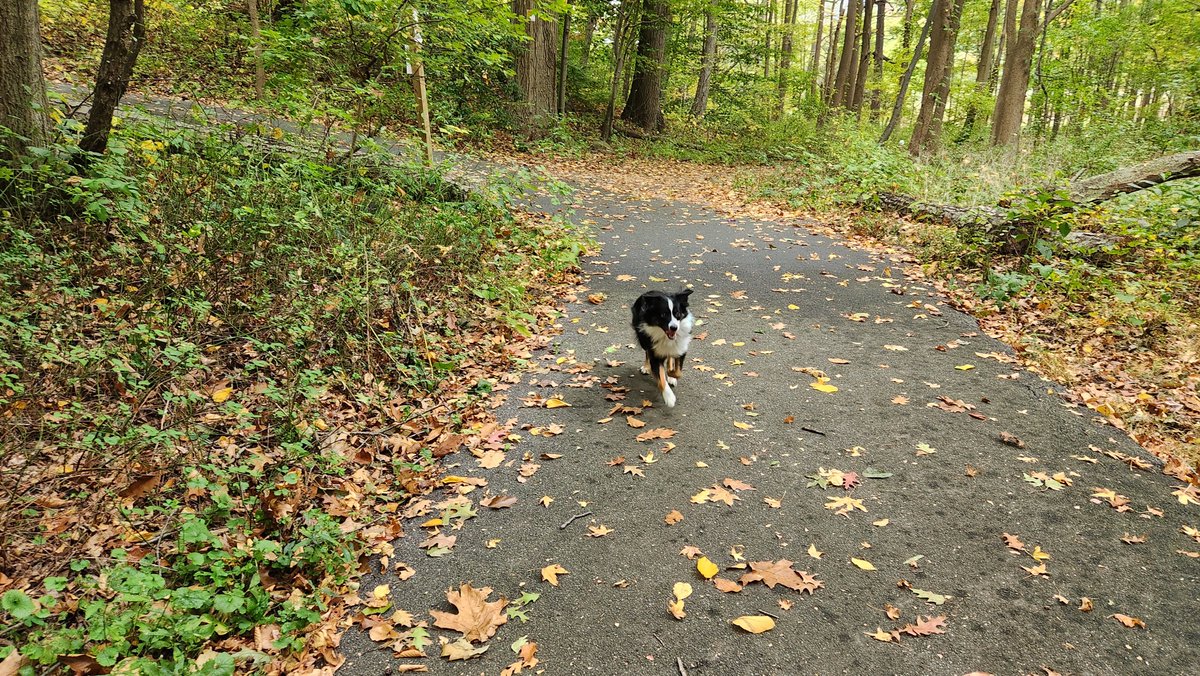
0, 119, 586, 672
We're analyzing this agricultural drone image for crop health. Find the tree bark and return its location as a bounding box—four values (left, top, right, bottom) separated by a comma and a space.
512, 0, 558, 139
879, 8, 933, 143
926, 0, 965, 142
0, 0, 51, 162
991, 0, 1074, 146
80, 0, 146, 157
775, 0, 797, 118
621, 0, 670, 132
247, 0, 265, 99
601, 4, 634, 142
823, 3, 843, 102
691, 2, 719, 118
811, 0, 826, 80
909, 0, 960, 156
958, 0, 1002, 140
869, 0, 885, 118
558, 1, 572, 115
851, 0, 874, 111
581, 11, 599, 69
831, 0, 859, 107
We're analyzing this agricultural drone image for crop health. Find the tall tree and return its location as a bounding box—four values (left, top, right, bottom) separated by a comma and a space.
0, 0, 50, 161
80, 0, 146, 157
621, 0, 670, 132
991, 0, 1075, 145
823, 2, 844, 101
958, 0, 1003, 139
851, 0, 874, 110
512, 0, 558, 139
557, 1, 572, 115
247, 0, 266, 99
691, 1, 719, 118
831, 0, 860, 107
601, 1, 635, 141
909, 0, 965, 156
880, 5, 933, 142
869, 0, 885, 117
811, 0, 826, 80
775, 0, 798, 117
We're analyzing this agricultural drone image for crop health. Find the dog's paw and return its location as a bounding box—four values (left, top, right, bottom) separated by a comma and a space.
663, 388, 676, 408
639, 364, 650, 375
667, 376, 678, 387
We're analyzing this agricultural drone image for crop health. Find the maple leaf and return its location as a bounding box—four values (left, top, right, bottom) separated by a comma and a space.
739, 560, 823, 594
1111, 613, 1146, 629
866, 627, 896, 643
1092, 487, 1132, 510
1029, 545, 1051, 562
891, 395, 909, 405
703, 484, 740, 506
482, 494, 517, 509
430, 584, 508, 643
441, 637, 489, 661
901, 615, 947, 637
1022, 563, 1049, 578
679, 545, 702, 559
541, 564, 569, 586
664, 509, 683, 525
587, 524, 613, 537
722, 478, 755, 491
667, 597, 686, 620
1173, 484, 1200, 506
636, 427, 676, 442
807, 543, 823, 559
825, 495, 867, 516
622, 465, 645, 478
606, 455, 625, 466
1182, 525, 1200, 543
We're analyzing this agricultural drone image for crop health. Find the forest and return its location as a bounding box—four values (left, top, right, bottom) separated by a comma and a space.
1, 0, 1198, 673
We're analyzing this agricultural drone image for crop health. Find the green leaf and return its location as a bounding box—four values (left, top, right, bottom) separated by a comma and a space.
863, 468, 893, 479
912, 588, 950, 605
1, 589, 36, 620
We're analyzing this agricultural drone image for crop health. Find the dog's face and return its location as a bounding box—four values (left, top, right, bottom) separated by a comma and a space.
643, 289, 693, 340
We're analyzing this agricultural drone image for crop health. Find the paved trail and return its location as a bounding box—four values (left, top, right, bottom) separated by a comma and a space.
338, 173, 1199, 676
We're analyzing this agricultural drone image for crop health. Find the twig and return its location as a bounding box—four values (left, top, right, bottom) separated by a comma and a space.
676, 656, 688, 676
652, 633, 665, 647
758, 609, 780, 619
801, 426, 825, 436
559, 511, 593, 529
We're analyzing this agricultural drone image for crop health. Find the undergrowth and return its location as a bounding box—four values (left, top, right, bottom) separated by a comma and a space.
0, 120, 585, 672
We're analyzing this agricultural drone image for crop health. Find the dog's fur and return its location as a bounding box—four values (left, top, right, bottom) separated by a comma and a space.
631, 289, 694, 408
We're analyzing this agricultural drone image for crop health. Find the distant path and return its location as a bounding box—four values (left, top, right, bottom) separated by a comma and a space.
339, 174, 1199, 674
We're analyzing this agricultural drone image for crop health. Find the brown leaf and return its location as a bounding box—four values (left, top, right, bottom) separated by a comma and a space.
998, 431, 1026, 448
1079, 597, 1094, 612
900, 615, 947, 637
481, 495, 517, 509
587, 524, 613, 537
1120, 532, 1147, 545
712, 577, 743, 593
429, 584, 508, 643
1111, 613, 1146, 629
722, 478, 755, 491
664, 509, 683, 525
541, 564, 569, 586
884, 604, 901, 620
636, 427, 677, 442
1002, 532, 1025, 551
739, 560, 823, 594
626, 416, 647, 428
440, 637, 489, 661
679, 545, 703, 559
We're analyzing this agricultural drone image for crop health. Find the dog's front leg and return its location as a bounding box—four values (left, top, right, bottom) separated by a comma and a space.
651, 356, 675, 408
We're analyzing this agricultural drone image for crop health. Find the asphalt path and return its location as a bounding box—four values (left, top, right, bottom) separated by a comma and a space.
340, 177, 1200, 675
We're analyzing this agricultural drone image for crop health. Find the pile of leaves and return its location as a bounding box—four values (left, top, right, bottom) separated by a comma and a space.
0, 123, 586, 672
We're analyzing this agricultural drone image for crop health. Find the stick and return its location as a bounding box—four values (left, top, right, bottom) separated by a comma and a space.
652, 633, 665, 647
758, 609, 780, 619
677, 656, 688, 676
801, 426, 826, 436
559, 511, 593, 529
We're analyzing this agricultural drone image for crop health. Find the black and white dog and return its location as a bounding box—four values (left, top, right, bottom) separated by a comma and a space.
631, 289, 694, 408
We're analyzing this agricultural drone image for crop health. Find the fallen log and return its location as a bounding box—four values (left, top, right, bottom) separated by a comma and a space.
874, 150, 1200, 255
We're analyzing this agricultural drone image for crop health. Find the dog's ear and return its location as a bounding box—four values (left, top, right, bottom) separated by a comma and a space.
677, 288, 694, 298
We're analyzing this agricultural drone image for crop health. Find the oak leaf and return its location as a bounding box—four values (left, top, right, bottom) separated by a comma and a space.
901, 615, 947, 636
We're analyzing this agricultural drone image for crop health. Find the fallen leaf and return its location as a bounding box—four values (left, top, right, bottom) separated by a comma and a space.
482, 495, 517, 509
679, 545, 702, 559
1002, 533, 1026, 551
712, 578, 743, 593
1111, 613, 1146, 629
1080, 597, 1094, 612
912, 588, 949, 605
541, 564, 568, 586
667, 597, 686, 620
544, 398, 571, 408
673, 582, 693, 600
696, 557, 719, 579
587, 524, 613, 537
1030, 545, 1051, 562
664, 510, 683, 525
851, 557, 876, 571
211, 387, 232, 403
739, 560, 822, 593
440, 637, 489, 661
901, 615, 948, 636
540, 496, 553, 507
1120, 532, 1147, 545
429, 584, 508, 643
807, 543, 823, 559
810, 378, 839, 393
884, 604, 901, 620
825, 496, 867, 516
866, 627, 896, 642
731, 615, 776, 634
636, 427, 677, 442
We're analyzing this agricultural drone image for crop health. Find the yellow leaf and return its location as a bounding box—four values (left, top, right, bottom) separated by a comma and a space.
672, 582, 693, 601
1030, 545, 1051, 562
955, 364, 975, 371
668, 597, 686, 620
486, 539, 500, 549
420, 518, 444, 528
787, 304, 800, 310
649, 276, 669, 282
540, 496, 554, 507
851, 557, 876, 571
544, 398, 571, 408
866, 627, 895, 642
807, 543, 823, 559
696, 556, 719, 579
810, 378, 839, 393
872, 518, 890, 527
212, 387, 232, 403
731, 615, 776, 633
733, 421, 753, 430
541, 564, 569, 586
372, 584, 391, 599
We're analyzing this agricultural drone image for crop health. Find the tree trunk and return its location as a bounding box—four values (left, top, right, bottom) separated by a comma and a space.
763, 0, 774, 78
909, 0, 960, 156
823, 3, 843, 102
811, 0, 826, 79
902, 0, 915, 49
880, 7, 933, 143
601, 4, 634, 142
0, 0, 51, 161
581, 11, 599, 69
247, 0, 265, 99
621, 0, 670, 132
958, 0, 1001, 139
991, 0, 1074, 145
832, 0, 860, 107
513, 0, 558, 139
775, 0, 797, 117
691, 2, 719, 118
869, 0, 885, 118
926, 0, 965, 142
851, 0, 874, 111
557, 1, 572, 115
80, 0, 146, 157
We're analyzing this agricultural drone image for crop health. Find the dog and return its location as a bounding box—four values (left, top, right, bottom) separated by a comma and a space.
631, 288, 694, 408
